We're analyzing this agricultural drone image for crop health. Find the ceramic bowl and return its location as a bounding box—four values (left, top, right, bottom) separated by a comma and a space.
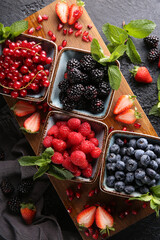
47, 47, 117, 120
100, 130, 160, 198
0, 33, 57, 102
38, 110, 108, 183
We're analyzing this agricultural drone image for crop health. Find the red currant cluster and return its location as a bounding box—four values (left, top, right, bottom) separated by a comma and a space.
0, 39, 52, 99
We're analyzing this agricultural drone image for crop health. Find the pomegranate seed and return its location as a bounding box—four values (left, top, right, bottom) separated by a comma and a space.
119, 212, 125, 219
77, 183, 82, 190
134, 122, 141, 129
124, 210, 130, 216
68, 195, 74, 201
67, 206, 72, 214
62, 40, 67, 47
88, 189, 95, 197
106, 207, 111, 213
87, 24, 93, 29
28, 27, 35, 35
84, 204, 90, 209
66, 188, 73, 197
74, 21, 83, 30
125, 199, 132, 206
37, 14, 43, 23
94, 188, 99, 194
124, 138, 127, 144
68, 28, 74, 35
36, 25, 42, 31
63, 29, 67, 35
75, 192, 81, 199
57, 23, 64, 31
109, 126, 114, 133
132, 210, 137, 215
83, 31, 89, 36
42, 14, 48, 20
84, 230, 90, 237
92, 233, 98, 239
88, 35, 93, 42
48, 31, 53, 37
82, 35, 89, 42
122, 127, 127, 131
58, 45, 63, 51
88, 227, 93, 235
142, 202, 147, 208
64, 72, 68, 79
75, 30, 82, 37
51, 34, 56, 42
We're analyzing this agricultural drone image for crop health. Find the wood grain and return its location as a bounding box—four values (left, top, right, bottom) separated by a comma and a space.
4, 0, 158, 239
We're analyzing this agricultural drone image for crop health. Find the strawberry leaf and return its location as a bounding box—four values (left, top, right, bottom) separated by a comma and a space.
126, 38, 141, 64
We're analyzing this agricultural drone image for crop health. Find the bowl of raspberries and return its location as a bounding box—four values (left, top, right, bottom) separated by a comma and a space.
100, 130, 160, 197
39, 110, 108, 182
47, 47, 115, 119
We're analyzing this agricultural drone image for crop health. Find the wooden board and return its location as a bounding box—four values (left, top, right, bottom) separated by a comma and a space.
4, 0, 158, 239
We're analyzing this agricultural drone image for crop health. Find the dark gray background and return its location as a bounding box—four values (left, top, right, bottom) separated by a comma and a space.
1, 0, 160, 239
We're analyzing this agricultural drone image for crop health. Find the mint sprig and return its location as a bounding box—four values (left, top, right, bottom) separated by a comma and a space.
149, 74, 160, 116
18, 147, 74, 180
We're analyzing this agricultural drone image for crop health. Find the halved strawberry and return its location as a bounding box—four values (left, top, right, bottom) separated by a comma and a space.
55, 1, 69, 24
115, 108, 141, 125
68, 0, 85, 25
95, 206, 115, 235
22, 112, 40, 133
77, 206, 96, 228
113, 95, 136, 115
12, 101, 36, 117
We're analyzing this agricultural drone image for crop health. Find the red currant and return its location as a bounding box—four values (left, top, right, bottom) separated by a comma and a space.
20, 65, 28, 74
46, 57, 52, 64
13, 81, 22, 89
23, 75, 31, 83
20, 89, 27, 97
37, 65, 44, 71
11, 90, 19, 98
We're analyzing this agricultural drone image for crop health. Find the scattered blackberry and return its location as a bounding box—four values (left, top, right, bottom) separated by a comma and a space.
76, 98, 87, 110
58, 79, 70, 92
67, 84, 84, 101
80, 55, 96, 72
98, 81, 111, 98
0, 178, 14, 196
144, 35, 159, 48
59, 92, 67, 104
17, 178, 33, 196
63, 98, 76, 111
67, 58, 81, 70
90, 99, 105, 113
84, 85, 98, 100
147, 48, 159, 62
91, 68, 104, 84
0, 148, 5, 160
7, 196, 21, 214
67, 68, 82, 84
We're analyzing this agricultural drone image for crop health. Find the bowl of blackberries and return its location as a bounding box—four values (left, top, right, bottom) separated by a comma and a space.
47, 47, 115, 119
100, 130, 160, 198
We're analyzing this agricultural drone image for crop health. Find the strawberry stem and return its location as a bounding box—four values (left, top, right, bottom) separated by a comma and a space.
130, 66, 139, 77
76, 0, 85, 7
134, 107, 142, 119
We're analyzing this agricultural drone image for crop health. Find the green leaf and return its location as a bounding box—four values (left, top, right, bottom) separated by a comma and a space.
102, 23, 128, 44
2, 27, 11, 39
149, 104, 160, 116
41, 147, 54, 159
108, 65, 121, 90
0, 23, 4, 35
91, 38, 105, 62
18, 155, 42, 166
150, 199, 160, 217
108, 44, 127, 62
0, 39, 5, 43
129, 192, 152, 202
107, 43, 119, 53
158, 92, 160, 102
47, 164, 74, 180
10, 20, 28, 38
157, 74, 160, 91
123, 19, 156, 38
76, 0, 85, 7
150, 185, 160, 198
158, 102, 160, 109
126, 38, 141, 64
152, 197, 160, 205
35, 158, 51, 167
33, 164, 49, 180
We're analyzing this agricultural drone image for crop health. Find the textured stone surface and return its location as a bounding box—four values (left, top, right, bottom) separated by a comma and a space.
1, 0, 160, 239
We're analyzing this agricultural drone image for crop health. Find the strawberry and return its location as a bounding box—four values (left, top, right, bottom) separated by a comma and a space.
68, 0, 85, 25
55, 1, 69, 24
95, 206, 115, 235
115, 108, 141, 125
22, 112, 40, 133
113, 95, 136, 115
77, 206, 96, 228
12, 101, 36, 117
131, 66, 152, 83
20, 202, 36, 225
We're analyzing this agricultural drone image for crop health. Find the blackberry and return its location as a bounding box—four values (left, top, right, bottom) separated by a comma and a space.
91, 69, 104, 84
0, 178, 14, 196
81, 73, 90, 85
90, 99, 104, 113
7, 196, 21, 214
98, 81, 111, 98
17, 178, 33, 196
59, 91, 67, 104
67, 68, 82, 84
76, 98, 87, 110
144, 35, 159, 48
0, 148, 5, 160
84, 85, 98, 100
67, 84, 84, 101
67, 58, 81, 70
80, 55, 96, 72
58, 79, 70, 92
147, 48, 159, 62
62, 98, 76, 111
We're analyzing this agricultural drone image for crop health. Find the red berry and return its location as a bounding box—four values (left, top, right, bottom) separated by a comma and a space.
52, 138, 67, 152
46, 57, 52, 64
59, 125, 70, 140
62, 40, 67, 47
56, 121, 67, 127
43, 79, 50, 87
75, 30, 82, 37
62, 157, 78, 173
80, 140, 95, 154
82, 35, 89, 42
36, 25, 42, 31
82, 164, 93, 178
122, 127, 127, 131
63, 29, 67, 35
20, 89, 27, 97
88, 35, 93, 42
90, 147, 102, 158
58, 45, 63, 51
11, 90, 19, 98
47, 125, 59, 137
67, 118, 81, 130
75, 192, 81, 199
48, 31, 53, 37
68, 28, 73, 35
88, 189, 95, 197
74, 22, 83, 30
68, 132, 83, 146
42, 14, 48, 20
87, 130, 95, 139
37, 14, 43, 23
78, 122, 91, 137
51, 152, 64, 164
9, 42, 16, 49
57, 23, 64, 31
51, 34, 56, 42
43, 135, 53, 148
87, 24, 93, 29
20, 65, 28, 74
89, 138, 99, 147
83, 31, 89, 36
66, 188, 74, 197
28, 27, 35, 35
134, 122, 141, 129
40, 54, 47, 61
70, 150, 88, 169
13, 81, 22, 90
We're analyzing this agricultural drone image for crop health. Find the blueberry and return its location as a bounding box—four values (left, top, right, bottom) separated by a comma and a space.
139, 186, 149, 194
110, 144, 120, 154
135, 179, 143, 187
156, 158, 160, 168
106, 176, 115, 188
154, 145, 160, 156
125, 172, 134, 183
122, 155, 130, 163
149, 160, 158, 170
128, 138, 137, 149
137, 138, 148, 150
141, 175, 151, 185
148, 179, 156, 187
114, 181, 125, 192
106, 163, 116, 172
135, 168, 145, 180
115, 171, 125, 181
120, 147, 127, 156
115, 138, 124, 147
155, 173, 160, 181
140, 154, 151, 167
146, 168, 157, 179
126, 159, 137, 172
115, 154, 121, 161
135, 149, 145, 160
145, 150, 156, 159
124, 185, 135, 194
146, 144, 154, 151
116, 161, 125, 171
107, 153, 117, 163
126, 147, 135, 156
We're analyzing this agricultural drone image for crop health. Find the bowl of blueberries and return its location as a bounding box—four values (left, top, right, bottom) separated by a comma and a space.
100, 130, 160, 198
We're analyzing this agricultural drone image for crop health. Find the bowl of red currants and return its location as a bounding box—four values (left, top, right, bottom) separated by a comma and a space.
0, 33, 57, 101
38, 110, 108, 183
100, 130, 160, 198
47, 47, 115, 120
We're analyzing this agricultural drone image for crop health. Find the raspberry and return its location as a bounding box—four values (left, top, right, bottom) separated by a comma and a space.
67, 118, 81, 130
62, 157, 78, 173
80, 140, 95, 154
51, 152, 64, 164
70, 150, 88, 169
43, 136, 53, 148
78, 122, 91, 137
82, 164, 93, 178
86, 154, 94, 163
89, 138, 99, 147
68, 132, 83, 145
63, 151, 69, 159
74, 169, 81, 177
58, 125, 70, 140
56, 121, 67, 127
47, 125, 59, 138
87, 130, 95, 139
90, 147, 102, 158
52, 139, 67, 152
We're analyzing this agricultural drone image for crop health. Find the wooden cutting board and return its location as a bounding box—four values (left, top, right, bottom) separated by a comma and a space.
4, 0, 158, 239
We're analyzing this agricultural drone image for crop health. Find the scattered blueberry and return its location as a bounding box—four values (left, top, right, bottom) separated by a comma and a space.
146, 168, 156, 179
124, 185, 135, 194
145, 150, 156, 159
106, 163, 116, 172
126, 159, 137, 172
120, 147, 127, 156
154, 145, 160, 156
116, 161, 125, 171
139, 186, 149, 194
107, 153, 117, 163
135, 168, 145, 180
140, 154, 151, 167
114, 181, 125, 192
135, 149, 145, 160
149, 160, 158, 170
125, 172, 134, 183
126, 147, 135, 156
115, 138, 124, 147
110, 144, 120, 154
146, 144, 154, 151
122, 155, 130, 163
106, 176, 115, 188
115, 171, 125, 181
128, 138, 137, 149
136, 138, 148, 150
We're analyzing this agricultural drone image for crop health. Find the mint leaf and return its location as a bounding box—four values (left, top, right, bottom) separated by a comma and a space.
126, 38, 141, 64
35, 158, 51, 167
108, 44, 127, 62
150, 185, 160, 198
107, 43, 119, 53
152, 197, 160, 205
91, 39, 105, 62
10, 20, 28, 38
33, 164, 49, 180
0, 23, 4, 35
149, 104, 160, 116
41, 147, 54, 159
150, 199, 160, 217
158, 92, 160, 102
108, 65, 121, 90
123, 19, 156, 38
2, 27, 11, 39
129, 192, 152, 202
18, 155, 42, 166
102, 23, 128, 44
157, 74, 160, 90
48, 165, 74, 180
